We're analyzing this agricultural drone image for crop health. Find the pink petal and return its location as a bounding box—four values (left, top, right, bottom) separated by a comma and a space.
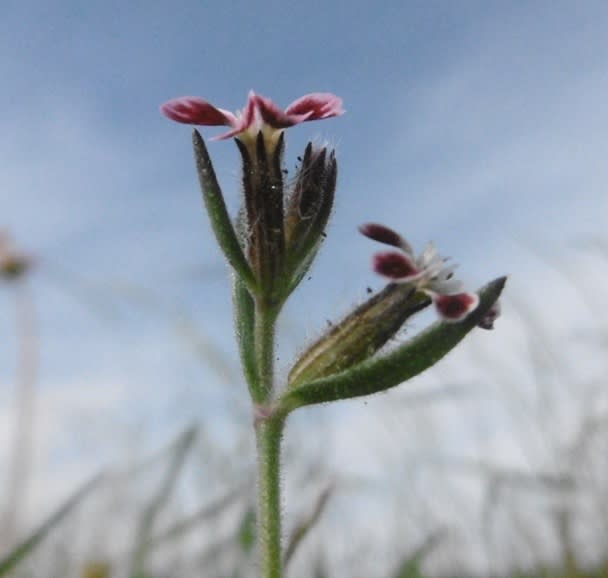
242, 92, 257, 127
373, 251, 421, 281
285, 93, 344, 121
253, 93, 298, 128
359, 223, 409, 250
245, 92, 344, 130
160, 97, 238, 127
210, 94, 257, 140
432, 292, 479, 322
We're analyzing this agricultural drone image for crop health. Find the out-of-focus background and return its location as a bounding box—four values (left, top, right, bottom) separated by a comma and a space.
1, 1, 607, 576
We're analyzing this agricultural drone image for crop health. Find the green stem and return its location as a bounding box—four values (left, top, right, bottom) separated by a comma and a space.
255, 415, 285, 578
251, 296, 284, 577
254, 299, 278, 402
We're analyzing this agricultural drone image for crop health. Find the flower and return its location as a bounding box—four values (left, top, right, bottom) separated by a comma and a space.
160, 90, 344, 146
359, 223, 479, 322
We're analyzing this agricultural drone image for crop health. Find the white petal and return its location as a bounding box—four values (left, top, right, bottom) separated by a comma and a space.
431, 277, 464, 294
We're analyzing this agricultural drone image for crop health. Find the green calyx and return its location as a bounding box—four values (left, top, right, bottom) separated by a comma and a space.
288, 283, 430, 387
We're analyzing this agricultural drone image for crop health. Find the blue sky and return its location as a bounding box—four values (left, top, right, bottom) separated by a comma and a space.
1, 1, 608, 566
3, 0, 607, 278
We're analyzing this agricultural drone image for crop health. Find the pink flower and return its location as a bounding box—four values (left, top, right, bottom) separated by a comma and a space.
359, 223, 479, 322
160, 91, 344, 143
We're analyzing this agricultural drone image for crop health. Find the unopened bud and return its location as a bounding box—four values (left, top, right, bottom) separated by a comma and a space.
285, 143, 335, 247
235, 132, 286, 301
281, 144, 336, 298
288, 283, 430, 386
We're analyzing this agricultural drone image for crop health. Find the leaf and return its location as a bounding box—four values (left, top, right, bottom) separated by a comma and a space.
0, 473, 103, 576
279, 277, 506, 411
192, 130, 257, 292
233, 275, 261, 400
237, 507, 256, 554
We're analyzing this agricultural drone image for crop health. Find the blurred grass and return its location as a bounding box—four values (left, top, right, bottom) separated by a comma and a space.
1, 242, 607, 578
0, 474, 103, 576
128, 426, 197, 578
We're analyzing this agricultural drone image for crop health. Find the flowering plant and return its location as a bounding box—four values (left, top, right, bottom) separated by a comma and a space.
161, 90, 505, 578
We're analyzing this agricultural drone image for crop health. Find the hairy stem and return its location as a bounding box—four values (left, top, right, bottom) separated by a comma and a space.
253, 299, 278, 401
252, 296, 284, 577
255, 415, 285, 578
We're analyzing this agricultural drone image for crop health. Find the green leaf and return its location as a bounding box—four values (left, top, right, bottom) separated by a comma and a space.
233, 275, 261, 400
192, 130, 257, 293
237, 508, 256, 553
0, 473, 103, 576
279, 277, 506, 411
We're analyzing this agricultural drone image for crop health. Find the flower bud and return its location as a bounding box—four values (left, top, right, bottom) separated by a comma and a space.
288, 283, 430, 386
284, 143, 335, 247
235, 132, 286, 302
281, 144, 336, 297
